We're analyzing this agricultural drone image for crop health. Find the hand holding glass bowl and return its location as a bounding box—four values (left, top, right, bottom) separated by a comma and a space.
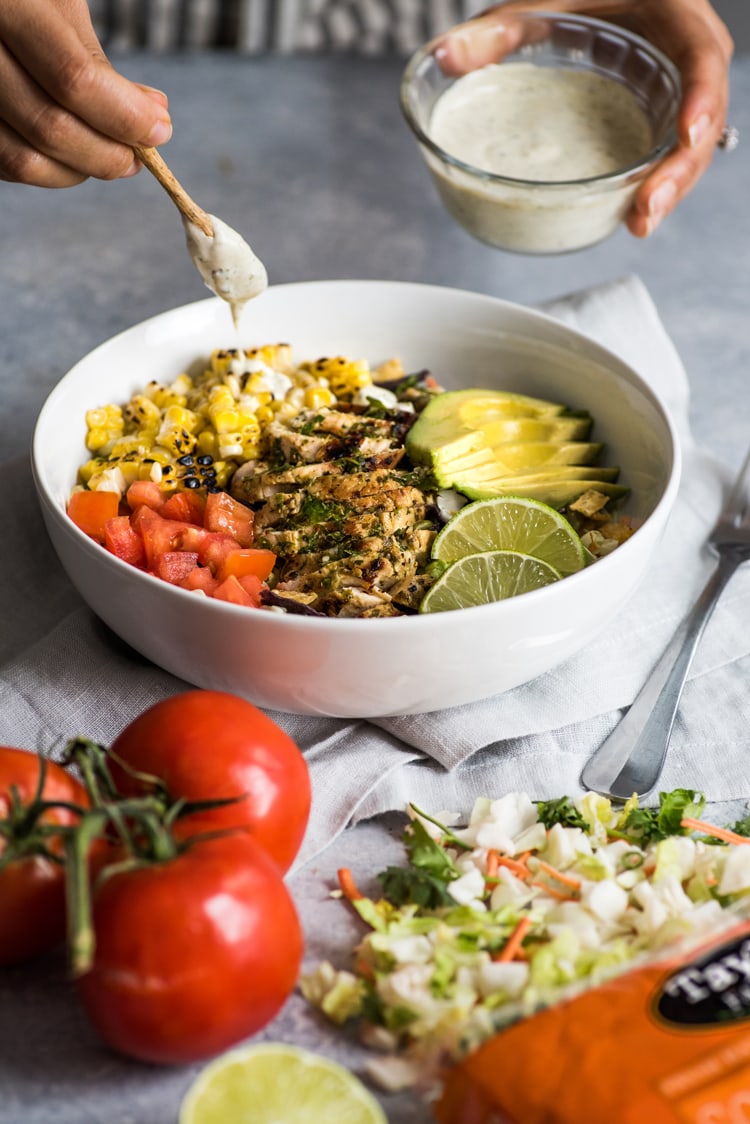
400, 10, 683, 253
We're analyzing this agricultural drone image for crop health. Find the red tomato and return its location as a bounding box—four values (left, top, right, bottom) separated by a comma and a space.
159, 490, 206, 525
218, 548, 276, 583
67, 490, 120, 543
153, 550, 199, 584
76, 833, 303, 1064
125, 480, 164, 511
205, 491, 255, 546
108, 691, 311, 873
0, 747, 89, 965
105, 515, 147, 567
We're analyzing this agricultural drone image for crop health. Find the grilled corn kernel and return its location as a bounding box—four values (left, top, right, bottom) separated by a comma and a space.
311, 357, 372, 399
124, 394, 162, 431
255, 404, 274, 425
303, 386, 336, 409
196, 430, 220, 458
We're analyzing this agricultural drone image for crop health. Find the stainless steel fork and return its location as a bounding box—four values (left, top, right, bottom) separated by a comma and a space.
581, 443, 750, 800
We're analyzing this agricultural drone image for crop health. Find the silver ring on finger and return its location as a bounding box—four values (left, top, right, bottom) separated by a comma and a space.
717, 125, 739, 152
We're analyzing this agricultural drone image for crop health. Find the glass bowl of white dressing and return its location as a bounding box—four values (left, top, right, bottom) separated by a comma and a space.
400, 11, 680, 254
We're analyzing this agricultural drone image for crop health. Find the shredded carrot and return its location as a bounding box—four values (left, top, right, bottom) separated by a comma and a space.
530, 879, 578, 902
495, 915, 533, 962
681, 818, 750, 846
337, 867, 364, 901
534, 859, 582, 892
495, 855, 531, 879
486, 850, 500, 879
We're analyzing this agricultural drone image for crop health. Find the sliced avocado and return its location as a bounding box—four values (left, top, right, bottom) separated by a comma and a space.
406, 386, 624, 509
461, 464, 621, 485
406, 388, 574, 460
459, 479, 630, 509
416, 439, 605, 481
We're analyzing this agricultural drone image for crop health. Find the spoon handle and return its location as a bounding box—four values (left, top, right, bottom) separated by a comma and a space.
132, 146, 214, 237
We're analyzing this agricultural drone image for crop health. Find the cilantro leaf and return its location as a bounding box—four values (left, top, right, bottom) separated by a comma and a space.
535, 797, 588, 830
622, 789, 705, 844
377, 865, 454, 909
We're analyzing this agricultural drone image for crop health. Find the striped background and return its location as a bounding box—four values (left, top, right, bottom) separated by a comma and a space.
88, 0, 493, 53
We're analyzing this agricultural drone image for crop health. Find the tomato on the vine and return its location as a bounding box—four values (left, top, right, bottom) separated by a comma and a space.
108, 691, 311, 872
76, 832, 303, 1064
0, 747, 88, 966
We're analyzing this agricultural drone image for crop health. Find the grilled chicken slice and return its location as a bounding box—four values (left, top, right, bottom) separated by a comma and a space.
228, 404, 438, 617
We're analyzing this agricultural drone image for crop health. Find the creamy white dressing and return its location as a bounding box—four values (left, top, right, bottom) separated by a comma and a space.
430, 63, 652, 183
423, 62, 654, 254
183, 214, 268, 328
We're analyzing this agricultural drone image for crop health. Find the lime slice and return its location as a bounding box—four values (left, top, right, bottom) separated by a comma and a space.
432, 496, 586, 577
420, 550, 561, 613
179, 1043, 387, 1124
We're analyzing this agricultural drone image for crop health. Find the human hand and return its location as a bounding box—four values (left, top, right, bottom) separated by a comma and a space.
436, 0, 734, 237
0, 0, 172, 188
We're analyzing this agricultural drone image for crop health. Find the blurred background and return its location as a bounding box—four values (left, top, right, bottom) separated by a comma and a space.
716, 0, 749, 49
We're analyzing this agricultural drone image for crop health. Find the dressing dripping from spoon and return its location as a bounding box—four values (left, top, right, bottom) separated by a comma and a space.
133, 146, 268, 328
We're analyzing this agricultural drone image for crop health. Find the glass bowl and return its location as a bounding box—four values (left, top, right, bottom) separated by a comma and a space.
400, 11, 681, 254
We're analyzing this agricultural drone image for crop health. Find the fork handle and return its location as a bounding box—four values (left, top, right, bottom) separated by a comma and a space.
580, 552, 742, 800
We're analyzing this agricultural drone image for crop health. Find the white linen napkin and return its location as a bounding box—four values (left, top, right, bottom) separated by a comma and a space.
2, 275, 749, 867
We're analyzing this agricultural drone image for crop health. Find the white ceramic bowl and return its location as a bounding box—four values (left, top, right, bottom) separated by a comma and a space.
32, 281, 680, 717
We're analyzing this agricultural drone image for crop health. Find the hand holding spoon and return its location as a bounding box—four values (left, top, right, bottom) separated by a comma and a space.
133, 145, 268, 328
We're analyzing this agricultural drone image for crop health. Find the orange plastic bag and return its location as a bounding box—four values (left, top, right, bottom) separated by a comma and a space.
436, 920, 750, 1124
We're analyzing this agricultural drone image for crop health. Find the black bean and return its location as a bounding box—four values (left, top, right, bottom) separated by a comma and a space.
196, 455, 214, 465
177, 455, 195, 466
184, 477, 201, 489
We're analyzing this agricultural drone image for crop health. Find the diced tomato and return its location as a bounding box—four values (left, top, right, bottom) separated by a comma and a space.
105, 516, 147, 568
130, 506, 186, 568
218, 548, 276, 584
213, 574, 256, 606
160, 490, 206, 525
237, 573, 263, 607
126, 480, 165, 511
205, 492, 254, 547
153, 551, 200, 584
179, 567, 219, 596
195, 532, 242, 574
67, 490, 120, 543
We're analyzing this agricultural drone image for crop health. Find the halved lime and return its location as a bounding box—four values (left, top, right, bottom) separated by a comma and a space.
431, 496, 586, 577
179, 1043, 387, 1124
420, 550, 562, 613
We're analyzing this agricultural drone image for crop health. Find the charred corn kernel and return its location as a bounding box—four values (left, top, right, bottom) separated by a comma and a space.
123, 394, 162, 432
210, 348, 243, 376
255, 404, 274, 425
86, 428, 112, 452
244, 372, 274, 395
147, 382, 188, 409
218, 435, 244, 458
78, 458, 106, 485
304, 385, 336, 409
110, 435, 155, 457
311, 357, 372, 398
245, 344, 294, 372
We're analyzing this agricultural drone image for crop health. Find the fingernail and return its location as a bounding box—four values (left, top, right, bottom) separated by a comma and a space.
688, 113, 711, 148
146, 117, 172, 146
648, 179, 676, 220
138, 83, 170, 107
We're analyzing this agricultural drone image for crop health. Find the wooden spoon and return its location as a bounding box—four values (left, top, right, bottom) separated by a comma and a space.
132, 145, 214, 237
